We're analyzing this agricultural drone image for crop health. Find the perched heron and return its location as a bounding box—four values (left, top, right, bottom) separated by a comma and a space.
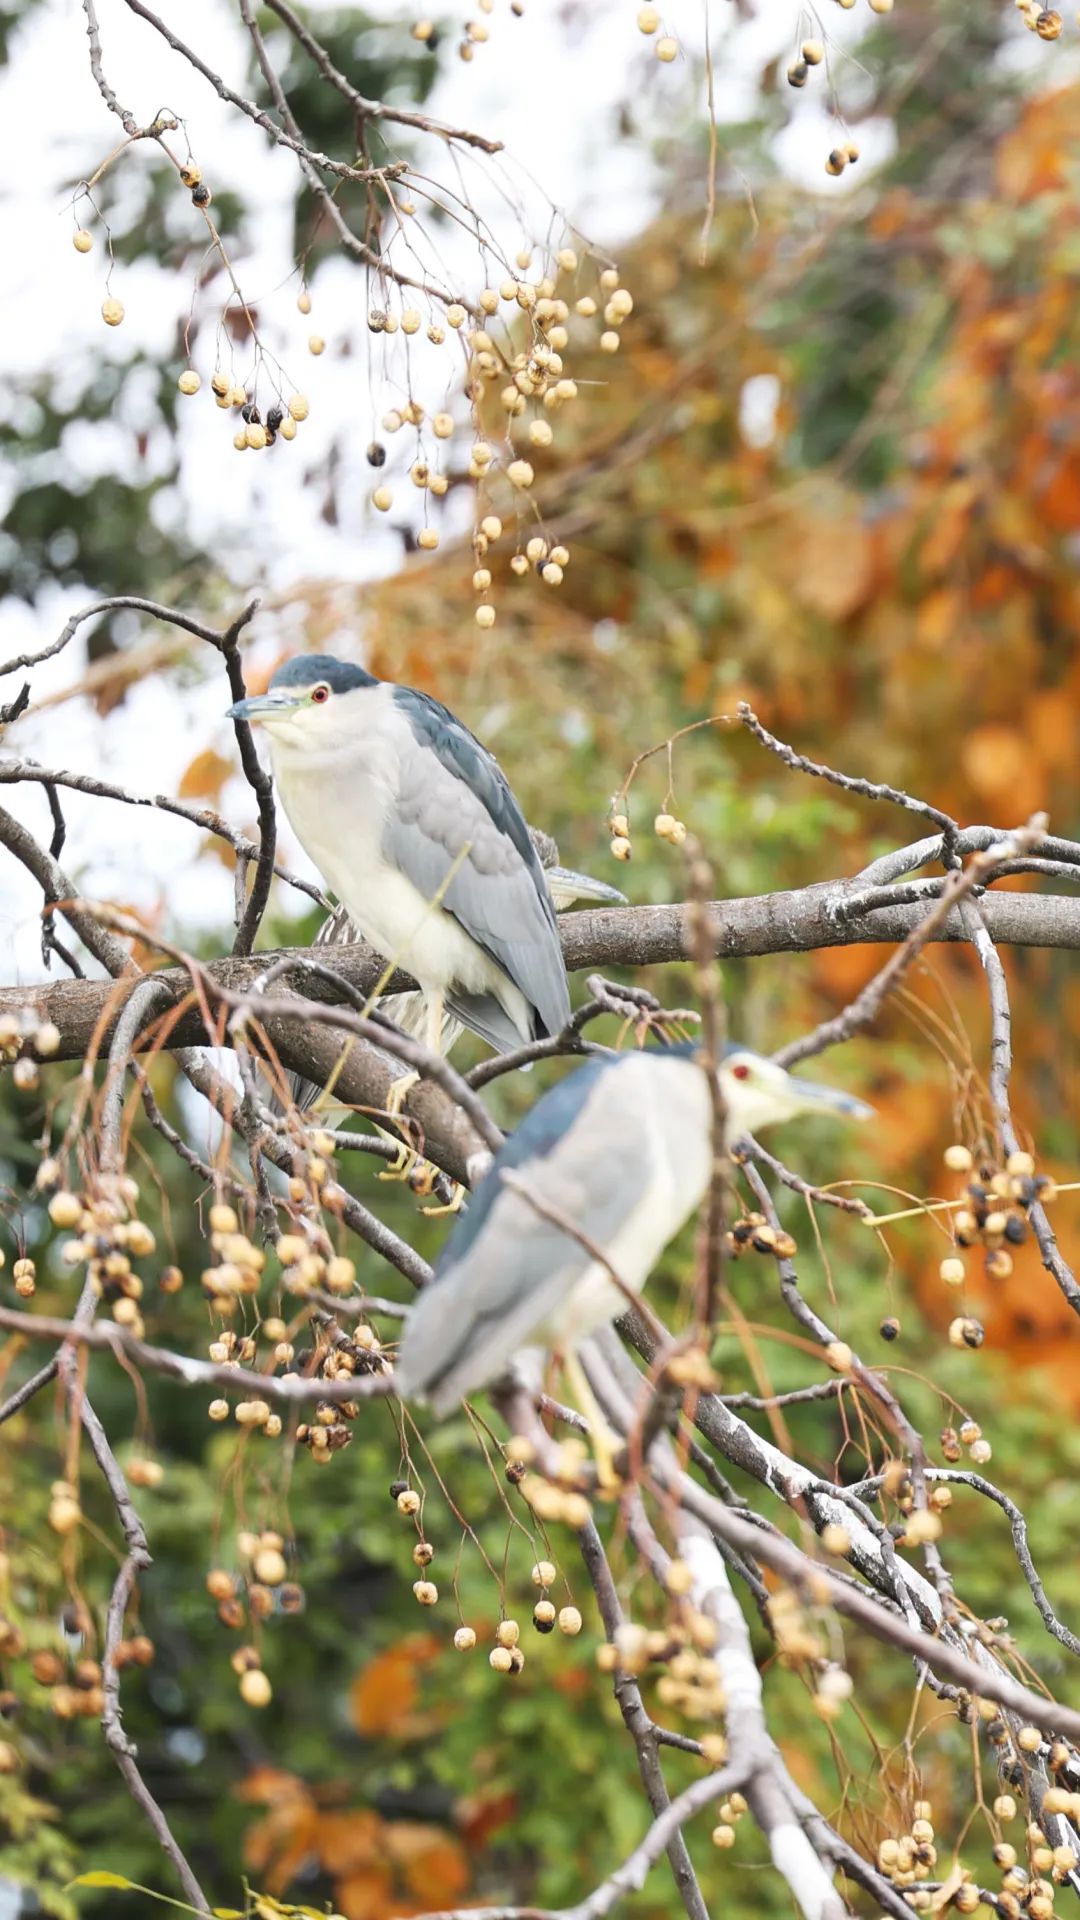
395, 1045, 872, 1433
227, 656, 574, 1083
282, 829, 626, 1119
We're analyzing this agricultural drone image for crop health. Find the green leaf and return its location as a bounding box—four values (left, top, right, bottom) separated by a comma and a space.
68, 1875, 138, 1891
66, 1876, 202, 1914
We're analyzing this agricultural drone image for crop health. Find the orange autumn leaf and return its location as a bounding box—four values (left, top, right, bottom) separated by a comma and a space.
336, 1864, 395, 1920
349, 1634, 440, 1737
314, 1809, 383, 1876
457, 1789, 519, 1851
390, 1829, 469, 1908
790, 514, 876, 623
178, 746, 234, 801
960, 725, 1044, 812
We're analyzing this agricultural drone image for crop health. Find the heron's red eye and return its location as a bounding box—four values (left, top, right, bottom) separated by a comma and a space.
732, 1063, 751, 1080
311, 684, 331, 704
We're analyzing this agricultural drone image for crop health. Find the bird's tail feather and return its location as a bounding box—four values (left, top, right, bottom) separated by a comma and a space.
444, 991, 527, 1055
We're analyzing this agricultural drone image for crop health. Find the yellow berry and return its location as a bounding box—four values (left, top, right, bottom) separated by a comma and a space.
453, 1626, 476, 1650
599, 331, 620, 353
288, 393, 310, 421
101, 298, 124, 326
802, 38, 824, 62
397, 1488, 420, 1515
489, 1646, 513, 1672
253, 1547, 287, 1586
239, 1668, 272, 1708
413, 1580, 438, 1605
297, 289, 311, 314
943, 1144, 973, 1171
73, 229, 93, 253
401, 309, 421, 334
308, 334, 325, 356
279, 416, 297, 441
475, 605, 496, 629
507, 459, 534, 488
480, 514, 503, 540
558, 1606, 582, 1636
372, 487, 393, 511
610, 835, 632, 862
939, 1257, 966, 1286
655, 34, 678, 60
246, 423, 267, 450
417, 527, 439, 550
637, 4, 660, 29
48, 1191, 82, 1228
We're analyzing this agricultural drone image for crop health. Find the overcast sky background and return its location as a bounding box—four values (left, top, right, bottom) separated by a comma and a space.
0, 0, 1055, 988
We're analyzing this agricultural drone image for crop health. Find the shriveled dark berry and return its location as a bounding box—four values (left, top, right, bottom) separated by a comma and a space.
366, 441, 387, 467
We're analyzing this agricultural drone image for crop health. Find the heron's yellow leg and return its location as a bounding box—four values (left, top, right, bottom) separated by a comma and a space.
384, 1069, 421, 1118
420, 1177, 466, 1217
563, 1350, 624, 1494
376, 1121, 416, 1184
379, 991, 444, 1185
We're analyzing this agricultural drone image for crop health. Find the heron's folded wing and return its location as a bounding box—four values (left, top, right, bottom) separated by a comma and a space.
395, 1058, 651, 1414
384, 690, 571, 1039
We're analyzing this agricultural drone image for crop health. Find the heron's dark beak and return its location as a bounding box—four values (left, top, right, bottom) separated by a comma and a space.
225, 690, 304, 723
785, 1075, 874, 1121
548, 865, 628, 910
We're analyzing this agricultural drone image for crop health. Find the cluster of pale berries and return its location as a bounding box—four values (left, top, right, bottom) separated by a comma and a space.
936, 1144, 1050, 1355
1014, 3, 1067, 38
205, 1535, 305, 1709
0, 1624, 154, 1754
0, 1010, 62, 1097
411, 0, 529, 64
607, 805, 687, 863
391, 1478, 583, 1676
365, 250, 633, 629
39, 1170, 173, 1342
876, 1773, 1080, 1915
72, 198, 310, 452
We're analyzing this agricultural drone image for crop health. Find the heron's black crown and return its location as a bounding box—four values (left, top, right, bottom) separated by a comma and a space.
269, 654, 378, 695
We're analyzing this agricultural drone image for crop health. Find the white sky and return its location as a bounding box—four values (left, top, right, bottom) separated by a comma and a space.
0, 0, 1053, 987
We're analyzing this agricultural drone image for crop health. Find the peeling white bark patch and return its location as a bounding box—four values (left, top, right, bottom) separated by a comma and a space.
769, 1823, 841, 1920
681, 1534, 763, 1717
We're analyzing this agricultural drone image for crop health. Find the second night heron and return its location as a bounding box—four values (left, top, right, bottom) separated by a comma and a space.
395, 1046, 872, 1421
227, 655, 576, 1081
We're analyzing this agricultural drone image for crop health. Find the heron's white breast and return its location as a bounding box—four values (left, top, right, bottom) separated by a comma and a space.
268, 690, 524, 1016
534, 1055, 713, 1348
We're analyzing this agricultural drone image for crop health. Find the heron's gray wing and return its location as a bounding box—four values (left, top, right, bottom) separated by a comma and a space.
395, 1058, 653, 1415
384, 689, 571, 1041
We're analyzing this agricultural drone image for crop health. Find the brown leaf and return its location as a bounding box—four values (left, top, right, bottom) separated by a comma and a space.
179, 748, 234, 801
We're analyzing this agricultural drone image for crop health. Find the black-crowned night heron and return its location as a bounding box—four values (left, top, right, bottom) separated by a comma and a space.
227, 653, 575, 1094
395, 1045, 872, 1429
283, 831, 626, 1119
